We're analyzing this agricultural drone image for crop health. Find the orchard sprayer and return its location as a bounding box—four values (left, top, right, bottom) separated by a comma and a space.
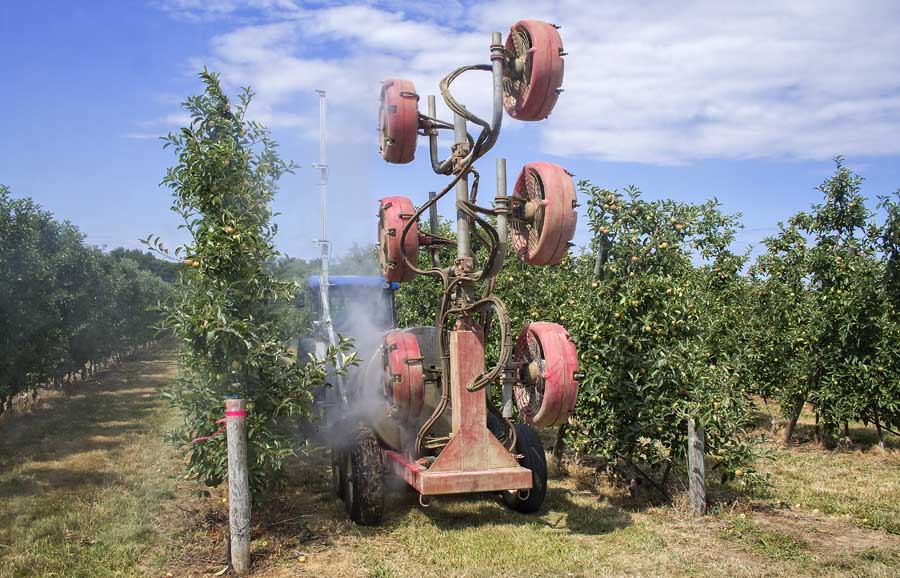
328, 20, 579, 525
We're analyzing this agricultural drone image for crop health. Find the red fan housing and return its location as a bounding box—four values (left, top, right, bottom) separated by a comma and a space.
383, 330, 425, 420
510, 161, 577, 266
378, 196, 419, 282
513, 322, 579, 428
379, 78, 420, 164
503, 20, 565, 121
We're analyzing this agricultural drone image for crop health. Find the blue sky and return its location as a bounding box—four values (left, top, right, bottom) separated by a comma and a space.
3, 0, 900, 261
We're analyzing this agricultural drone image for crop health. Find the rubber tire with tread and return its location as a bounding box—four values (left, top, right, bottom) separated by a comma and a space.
502, 423, 548, 514
345, 427, 385, 526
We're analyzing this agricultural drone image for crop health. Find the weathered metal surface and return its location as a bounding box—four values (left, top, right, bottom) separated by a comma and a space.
510, 161, 577, 266
384, 330, 425, 419
503, 20, 565, 121
385, 449, 531, 495
377, 196, 419, 282
379, 78, 419, 163
389, 324, 532, 496
514, 322, 579, 427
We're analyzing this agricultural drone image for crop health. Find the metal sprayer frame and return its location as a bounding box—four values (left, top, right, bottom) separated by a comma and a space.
382, 31, 533, 496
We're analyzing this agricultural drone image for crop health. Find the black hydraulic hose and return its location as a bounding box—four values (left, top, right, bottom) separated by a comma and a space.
406, 62, 516, 458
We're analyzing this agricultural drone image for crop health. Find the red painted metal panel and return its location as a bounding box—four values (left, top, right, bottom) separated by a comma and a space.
379, 78, 419, 163
384, 330, 425, 419
391, 322, 534, 496
504, 20, 565, 121
514, 322, 579, 427
510, 162, 577, 266
378, 196, 419, 282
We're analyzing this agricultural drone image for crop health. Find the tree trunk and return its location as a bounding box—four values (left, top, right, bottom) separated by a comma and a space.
552, 424, 568, 469
661, 460, 673, 489
814, 409, 822, 444
842, 420, 852, 446
784, 395, 806, 445
875, 419, 886, 450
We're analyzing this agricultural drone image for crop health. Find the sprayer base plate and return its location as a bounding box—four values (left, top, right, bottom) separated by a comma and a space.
384, 450, 532, 496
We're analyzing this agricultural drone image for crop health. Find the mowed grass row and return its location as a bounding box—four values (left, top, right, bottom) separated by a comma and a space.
251, 416, 900, 578
0, 345, 181, 578
1, 345, 899, 578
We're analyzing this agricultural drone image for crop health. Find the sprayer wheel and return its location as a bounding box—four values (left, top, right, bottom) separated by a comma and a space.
502, 424, 547, 514
345, 427, 385, 526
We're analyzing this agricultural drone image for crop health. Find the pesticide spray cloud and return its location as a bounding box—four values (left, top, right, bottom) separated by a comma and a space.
321, 287, 394, 450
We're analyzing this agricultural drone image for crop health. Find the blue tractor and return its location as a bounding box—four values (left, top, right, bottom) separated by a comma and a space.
299, 275, 398, 418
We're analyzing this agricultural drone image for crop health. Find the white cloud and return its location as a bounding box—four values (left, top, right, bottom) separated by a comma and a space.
156, 0, 900, 164
154, 0, 302, 21
471, 0, 900, 164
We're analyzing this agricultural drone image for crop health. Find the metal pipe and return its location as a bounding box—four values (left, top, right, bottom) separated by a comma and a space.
501, 371, 514, 419
428, 191, 440, 268
454, 112, 471, 261
314, 89, 347, 407
493, 157, 508, 275
316, 89, 328, 242
481, 31, 505, 155
427, 95, 444, 174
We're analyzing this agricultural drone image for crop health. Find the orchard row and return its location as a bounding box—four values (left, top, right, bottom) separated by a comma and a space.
0, 186, 171, 416
397, 158, 900, 488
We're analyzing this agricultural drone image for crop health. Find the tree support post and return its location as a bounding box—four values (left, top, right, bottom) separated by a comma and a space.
226, 397, 250, 574
687, 418, 706, 515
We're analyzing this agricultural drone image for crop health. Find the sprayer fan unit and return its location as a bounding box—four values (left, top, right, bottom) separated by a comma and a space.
503, 20, 565, 121
383, 330, 425, 420
513, 322, 579, 428
510, 161, 577, 266
379, 78, 420, 164
378, 196, 419, 282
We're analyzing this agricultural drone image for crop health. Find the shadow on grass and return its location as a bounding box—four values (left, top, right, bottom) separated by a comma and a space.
372, 475, 632, 536
0, 350, 176, 539
791, 422, 900, 451
268, 451, 633, 545
0, 353, 172, 471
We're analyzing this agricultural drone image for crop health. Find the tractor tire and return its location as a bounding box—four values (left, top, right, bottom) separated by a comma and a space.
487, 412, 512, 447
345, 427, 385, 526
502, 423, 548, 514
331, 447, 346, 500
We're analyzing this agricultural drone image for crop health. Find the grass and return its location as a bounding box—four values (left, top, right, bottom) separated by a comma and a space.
719, 517, 810, 562
756, 408, 900, 535
0, 345, 182, 578
2, 347, 899, 577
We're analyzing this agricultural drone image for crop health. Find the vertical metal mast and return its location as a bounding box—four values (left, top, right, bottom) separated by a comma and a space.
314, 89, 347, 406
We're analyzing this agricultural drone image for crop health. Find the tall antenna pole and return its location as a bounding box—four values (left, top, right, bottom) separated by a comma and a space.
316, 90, 328, 244
314, 89, 347, 407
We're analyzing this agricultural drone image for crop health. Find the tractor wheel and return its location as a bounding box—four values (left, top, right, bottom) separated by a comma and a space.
331, 447, 346, 500
345, 427, 385, 526
502, 424, 548, 514
486, 411, 512, 448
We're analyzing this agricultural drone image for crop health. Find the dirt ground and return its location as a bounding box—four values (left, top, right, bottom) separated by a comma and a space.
1, 346, 899, 578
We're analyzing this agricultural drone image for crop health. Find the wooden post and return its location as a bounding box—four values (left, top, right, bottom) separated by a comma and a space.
226, 398, 251, 574
687, 418, 706, 515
